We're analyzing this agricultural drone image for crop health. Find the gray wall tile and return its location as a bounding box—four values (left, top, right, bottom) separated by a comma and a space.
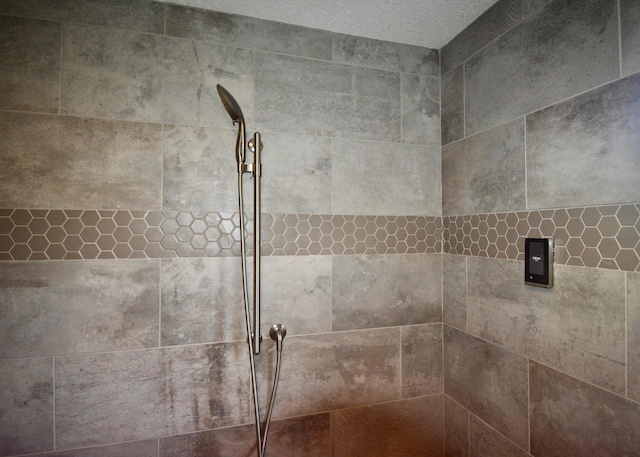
332, 139, 441, 216
443, 254, 467, 330
333, 34, 439, 76
55, 342, 250, 449
0, 260, 159, 358
28, 440, 158, 457
163, 125, 238, 213
166, 6, 332, 61
629, 272, 640, 402
442, 118, 525, 216
444, 396, 469, 457
161, 257, 244, 346
523, 0, 552, 17
441, 0, 522, 75
469, 415, 530, 457
0, 112, 162, 209
0, 357, 53, 456
160, 414, 329, 457
444, 326, 529, 449
61, 23, 254, 126
0, 16, 60, 113
465, 0, 619, 135
527, 73, 640, 209
255, 52, 400, 142
467, 257, 626, 393
621, 0, 640, 76
530, 361, 640, 457
331, 396, 444, 457
332, 254, 442, 331
257, 329, 400, 418
262, 256, 332, 336
401, 73, 440, 145
401, 324, 443, 397
261, 133, 332, 214
441, 65, 464, 146
0, 0, 165, 33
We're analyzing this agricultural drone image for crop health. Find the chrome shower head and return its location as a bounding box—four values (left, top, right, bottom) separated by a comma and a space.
216, 84, 245, 125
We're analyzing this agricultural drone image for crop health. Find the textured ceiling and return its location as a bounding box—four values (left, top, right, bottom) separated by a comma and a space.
160, 0, 501, 49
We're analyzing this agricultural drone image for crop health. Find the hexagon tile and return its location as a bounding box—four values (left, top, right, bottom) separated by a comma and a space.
0, 209, 441, 260
443, 204, 640, 272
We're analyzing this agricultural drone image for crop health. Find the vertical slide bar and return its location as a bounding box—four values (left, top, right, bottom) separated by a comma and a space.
253, 132, 262, 355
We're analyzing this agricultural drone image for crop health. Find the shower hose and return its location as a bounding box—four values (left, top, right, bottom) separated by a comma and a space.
237, 172, 284, 457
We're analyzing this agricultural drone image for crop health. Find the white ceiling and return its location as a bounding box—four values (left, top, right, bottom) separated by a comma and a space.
161, 0, 501, 49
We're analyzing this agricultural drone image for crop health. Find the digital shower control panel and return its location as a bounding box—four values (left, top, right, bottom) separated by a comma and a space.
525, 238, 554, 288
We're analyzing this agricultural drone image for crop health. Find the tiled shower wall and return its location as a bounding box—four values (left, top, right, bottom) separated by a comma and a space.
0, 1, 444, 456
440, 0, 640, 455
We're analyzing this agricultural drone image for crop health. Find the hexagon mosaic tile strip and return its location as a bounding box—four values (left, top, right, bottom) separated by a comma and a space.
0, 209, 441, 260
443, 204, 640, 271
1, 204, 639, 271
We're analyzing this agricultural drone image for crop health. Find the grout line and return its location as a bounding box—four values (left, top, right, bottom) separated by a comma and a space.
618, 0, 623, 78
58, 23, 64, 115
625, 271, 628, 398
52, 356, 56, 450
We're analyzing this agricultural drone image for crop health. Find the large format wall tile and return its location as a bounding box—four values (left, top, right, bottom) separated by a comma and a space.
163, 125, 239, 213
629, 272, 640, 402
469, 415, 530, 457
0, 358, 53, 456
166, 6, 332, 61
262, 256, 332, 336
258, 329, 400, 418
527, 73, 640, 209
465, 0, 619, 135
55, 342, 250, 449
0, 112, 162, 209
331, 396, 444, 457
28, 440, 159, 457
160, 414, 330, 457
161, 257, 244, 346
401, 324, 443, 398
0, 260, 159, 358
444, 397, 469, 457
0, 16, 60, 113
0, 0, 165, 33
441, 65, 464, 146
332, 139, 441, 216
61, 23, 254, 126
255, 53, 400, 142
444, 326, 529, 449
260, 133, 332, 215
443, 254, 467, 330
401, 73, 440, 145
467, 257, 626, 393
621, 0, 640, 76
332, 254, 442, 331
530, 361, 640, 456
442, 118, 525, 216
440, 0, 521, 75
333, 34, 439, 76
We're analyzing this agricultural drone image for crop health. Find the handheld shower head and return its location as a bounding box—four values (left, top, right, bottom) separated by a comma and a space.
216, 84, 246, 166
216, 84, 245, 124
